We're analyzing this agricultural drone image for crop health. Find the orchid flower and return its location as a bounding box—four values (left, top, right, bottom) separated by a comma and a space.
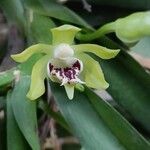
11, 25, 120, 100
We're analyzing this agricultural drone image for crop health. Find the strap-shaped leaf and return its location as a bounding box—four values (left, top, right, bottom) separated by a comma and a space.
24, 0, 91, 29
11, 44, 52, 62
50, 82, 125, 150
73, 44, 120, 59
0, 68, 16, 88
0, 0, 25, 31
85, 88, 150, 150
30, 13, 56, 44
27, 55, 50, 100
77, 53, 109, 89
7, 91, 30, 150
97, 37, 150, 132
11, 76, 40, 150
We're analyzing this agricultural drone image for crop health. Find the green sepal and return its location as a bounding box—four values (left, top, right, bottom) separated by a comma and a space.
51, 24, 81, 45
78, 53, 109, 89
115, 11, 150, 43
73, 44, 120, 59
11, 44, 53, 62
27, 55, 50, 100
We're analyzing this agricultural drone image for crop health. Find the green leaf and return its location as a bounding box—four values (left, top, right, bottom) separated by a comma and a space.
50, 82, 126, 150
72, 0, 150, 10
85, 88, 150, 150
24, 0, 91, 29
7, 91, 30, 150
29, 13, 56, 44
0, 55, 45, 89
0, 100, 6, 150
0, 96, 5, 109
11, 76, 40, 150
97, 45, 150, 132
0, 68, 16, 88
0, 0, 25, 31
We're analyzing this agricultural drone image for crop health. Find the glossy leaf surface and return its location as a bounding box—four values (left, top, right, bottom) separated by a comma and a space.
11, 76, 40, 150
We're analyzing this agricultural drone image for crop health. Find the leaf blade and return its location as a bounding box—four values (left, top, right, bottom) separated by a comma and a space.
24, 0, 91, 29
96, 37, 150, 133
85, 88, 150, 150
7, 91, 30, 150
11, 76, 40, 150
50, 82, 125, 150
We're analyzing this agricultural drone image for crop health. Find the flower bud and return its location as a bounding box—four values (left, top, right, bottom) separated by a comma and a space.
115, 11, 150, 43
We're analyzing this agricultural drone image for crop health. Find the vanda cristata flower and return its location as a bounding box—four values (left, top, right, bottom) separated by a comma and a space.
11, 25, 120, 100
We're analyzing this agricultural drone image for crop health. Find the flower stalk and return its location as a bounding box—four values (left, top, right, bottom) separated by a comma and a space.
76, 22, 115, 41
76, 11, 150, 44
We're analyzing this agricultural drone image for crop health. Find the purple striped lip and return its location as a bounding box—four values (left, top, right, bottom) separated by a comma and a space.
48, 60, 82, 84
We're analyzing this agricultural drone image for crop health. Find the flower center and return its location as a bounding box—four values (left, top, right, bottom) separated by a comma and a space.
54, 43, 74, 59
47, 59, 84, 85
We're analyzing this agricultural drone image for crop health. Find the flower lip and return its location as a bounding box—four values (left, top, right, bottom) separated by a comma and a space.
54, 43, 74, 59
47, 58, 84, 86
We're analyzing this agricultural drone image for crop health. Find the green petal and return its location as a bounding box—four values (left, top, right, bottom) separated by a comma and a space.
73, 44, 120, 59
27, 55, 50, 100
11, 44, 53, 62
51, 24, 81, 45
64, 84, 74, 100
77, 53, 109, 89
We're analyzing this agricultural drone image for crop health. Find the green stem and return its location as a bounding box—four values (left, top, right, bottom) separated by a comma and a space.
76, 22, 115, 41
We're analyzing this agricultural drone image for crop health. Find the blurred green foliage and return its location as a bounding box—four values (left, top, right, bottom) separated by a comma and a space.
0, 0, 150, 150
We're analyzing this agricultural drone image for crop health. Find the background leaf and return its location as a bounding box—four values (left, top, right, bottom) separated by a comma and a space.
24, 0, 91, 29
0, 96, 5, 109
85, 88, 150, 150
0, 68, 15, 88
11, 76, 40, 150
7, 91, 30, 150
29, 13, 55, 44
51, 82, 126, 150
96, 43, 150, 132
71, 0, 150, 10
0, 0, 25, 31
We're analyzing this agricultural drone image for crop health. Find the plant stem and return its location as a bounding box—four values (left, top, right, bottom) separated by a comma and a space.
76, 22, 115, 41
